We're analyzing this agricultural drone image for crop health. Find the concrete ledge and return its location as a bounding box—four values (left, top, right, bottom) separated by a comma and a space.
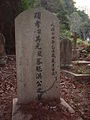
60, 98, 75, 114
61, 70, 90, 80
60, 98, 83, 120
12, 98, 32, 120
72, 61, 90, 65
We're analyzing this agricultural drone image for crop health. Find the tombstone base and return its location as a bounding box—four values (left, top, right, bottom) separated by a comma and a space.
12, 98, 32, 120
12, 98, 76, 120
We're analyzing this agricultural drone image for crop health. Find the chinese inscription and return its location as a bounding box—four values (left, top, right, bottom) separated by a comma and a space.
51, 23, 57, 81
34, 12, 43, 100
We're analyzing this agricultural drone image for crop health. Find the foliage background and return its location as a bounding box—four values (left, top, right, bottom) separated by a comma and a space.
0, 0, 90, 54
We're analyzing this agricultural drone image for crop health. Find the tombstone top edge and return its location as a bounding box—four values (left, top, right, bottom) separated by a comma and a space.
15, 8, 59, 22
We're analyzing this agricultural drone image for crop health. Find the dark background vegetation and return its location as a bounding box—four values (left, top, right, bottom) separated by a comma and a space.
0, 0, 90, 54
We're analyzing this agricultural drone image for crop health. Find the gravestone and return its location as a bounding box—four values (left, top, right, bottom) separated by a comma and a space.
60, 37, 72, 68
0, 33, 6, 64
12, 8, 60, 120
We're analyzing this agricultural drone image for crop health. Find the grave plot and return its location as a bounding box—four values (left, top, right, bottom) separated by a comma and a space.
61, 61, 90, 81
60, 37, 90, 81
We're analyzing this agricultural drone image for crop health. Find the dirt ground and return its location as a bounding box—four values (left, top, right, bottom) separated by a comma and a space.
0, 56, 90, 120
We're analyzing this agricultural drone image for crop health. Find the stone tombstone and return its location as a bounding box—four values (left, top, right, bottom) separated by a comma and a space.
60, 37, 72, 68
15, 8, 60, 104
0, 33, 6, 57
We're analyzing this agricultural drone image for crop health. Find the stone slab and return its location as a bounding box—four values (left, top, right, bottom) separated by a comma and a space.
72, 61, 90, 65
12, 98, 32, 120
15, 8, 60, 103
60, 38, 72, 68
61, 70, 90, 80
88, 64, 90, 67
60, 98, 75, 114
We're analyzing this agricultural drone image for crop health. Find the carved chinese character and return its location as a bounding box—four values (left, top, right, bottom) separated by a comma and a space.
37, 58, 42, 65
36, 65, 42, 72
37, 88, 42, 93
51, 36, 55, 39
35, 35, 41, 42
34, 12, 41, 19
51, 23, 54, 27
37, 29, 41, 34
35, 20, 41, 28
37, 50, 42, 57
51, 32, 55, 35
36, 81, 42, 87
51, 27, 55, 31
52, 53, 56, 58
52, 63, 55, 67
36, 72, 42, 79
51, 49, 55, 53
52, 58, 55, 63
37, 93, 42, 100
35, 42, 41, 49
51, 45, 55, 50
